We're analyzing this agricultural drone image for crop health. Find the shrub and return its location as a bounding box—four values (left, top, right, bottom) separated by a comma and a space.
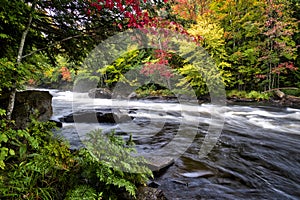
227, 90, 270, 101
281, 89, 300, 97
245, 91, 270, 101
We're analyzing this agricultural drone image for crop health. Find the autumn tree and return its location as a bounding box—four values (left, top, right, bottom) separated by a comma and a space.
186, 14, 232, 87
171, 0, 211, 21
259, 0, 298, 90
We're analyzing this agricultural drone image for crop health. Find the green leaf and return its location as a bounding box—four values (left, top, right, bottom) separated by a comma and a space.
19, 144, 27, 159
9, 149, 15, 156
0, 134, 8, 143
0, 33, 9, 39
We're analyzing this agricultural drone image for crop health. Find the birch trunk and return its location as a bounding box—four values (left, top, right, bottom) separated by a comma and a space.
6, 0, 37, 121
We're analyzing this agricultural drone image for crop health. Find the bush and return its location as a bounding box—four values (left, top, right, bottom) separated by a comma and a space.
135, 83, 175, 98
227, 90, 270, 101
226, 90, 247, 98
281, 89, 300, 97
245, 91, 270, 101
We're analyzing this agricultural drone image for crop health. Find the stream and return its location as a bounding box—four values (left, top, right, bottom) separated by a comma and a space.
50, 90, 300, 200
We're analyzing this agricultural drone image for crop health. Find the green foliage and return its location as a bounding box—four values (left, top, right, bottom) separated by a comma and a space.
177, 64, 208, 96
97, 49, 152, 89
0, 113, 74, 199
245, 91, 270, 101
80, 129, 153, 198
0, 112, 152, 199
227, 90, 271, 101
227, 90, 247, 98
281, 89, 300, 97
65, 185, 101, 200
0, 58, 34, 91
135, 83, 174, 98
33, 55, 76, 89
210, 0, 299, 91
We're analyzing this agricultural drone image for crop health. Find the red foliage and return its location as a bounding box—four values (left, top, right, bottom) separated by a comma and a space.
140, 61, 174, 79
28, 79, 36, 85
255, 74, 267, 79
137, 18, 194, 78
89, 0, 164, 29
60, 66, 72, 81
272, 62, 298, 75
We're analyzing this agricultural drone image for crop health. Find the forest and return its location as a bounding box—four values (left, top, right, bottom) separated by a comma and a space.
0, 0, 299, 199
1, 0, 299, 102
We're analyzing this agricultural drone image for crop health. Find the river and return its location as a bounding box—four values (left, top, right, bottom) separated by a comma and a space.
49, 90, 300, 200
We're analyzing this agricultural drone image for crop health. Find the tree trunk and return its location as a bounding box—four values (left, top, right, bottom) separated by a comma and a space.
6, 0, 37, 121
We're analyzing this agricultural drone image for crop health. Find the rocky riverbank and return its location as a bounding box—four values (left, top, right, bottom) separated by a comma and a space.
86, 87, 300, 108
227, 91, 300, 109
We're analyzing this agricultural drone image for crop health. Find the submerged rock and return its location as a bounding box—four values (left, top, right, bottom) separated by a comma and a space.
88, 88, 112, 99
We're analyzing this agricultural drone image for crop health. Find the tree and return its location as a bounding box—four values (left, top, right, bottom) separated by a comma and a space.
1, 0, 38, 120
259, 0, 298, 90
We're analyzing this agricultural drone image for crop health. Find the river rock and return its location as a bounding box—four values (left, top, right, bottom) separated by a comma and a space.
60, 111, 115, 123
128, 92, 137, 99
59, 109, 132, 123
135, 186, 167, 200
120, 186, 167, 200
0, 90, 53, 129
144, 156, 174, 172
88, 88, 112, 99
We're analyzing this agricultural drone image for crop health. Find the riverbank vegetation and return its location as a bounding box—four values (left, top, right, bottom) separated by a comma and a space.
0, 110, 152, 199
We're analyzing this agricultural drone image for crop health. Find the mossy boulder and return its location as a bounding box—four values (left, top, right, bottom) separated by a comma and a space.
0, 90, 53, 129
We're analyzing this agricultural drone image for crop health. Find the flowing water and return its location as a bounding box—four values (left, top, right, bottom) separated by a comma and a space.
50, 90, 300, 200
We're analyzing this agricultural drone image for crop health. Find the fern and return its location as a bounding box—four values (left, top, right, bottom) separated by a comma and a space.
0, 111, 152, 199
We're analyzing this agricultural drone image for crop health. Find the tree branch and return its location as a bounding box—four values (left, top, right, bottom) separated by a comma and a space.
21, 33, 92, 59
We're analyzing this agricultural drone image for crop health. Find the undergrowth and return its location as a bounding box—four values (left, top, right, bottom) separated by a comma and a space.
227, 90, 271, 101
0, 109, 152, 199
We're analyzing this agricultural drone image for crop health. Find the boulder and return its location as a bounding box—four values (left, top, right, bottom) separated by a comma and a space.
59, 109, 132, 123
0, 90, 53, 129
88, 88, 112, 99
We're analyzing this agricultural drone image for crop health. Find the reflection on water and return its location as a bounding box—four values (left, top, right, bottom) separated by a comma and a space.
51, 90, 300, 200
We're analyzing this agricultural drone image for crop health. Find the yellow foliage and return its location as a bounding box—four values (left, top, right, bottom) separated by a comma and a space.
188, 15, 225, 57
